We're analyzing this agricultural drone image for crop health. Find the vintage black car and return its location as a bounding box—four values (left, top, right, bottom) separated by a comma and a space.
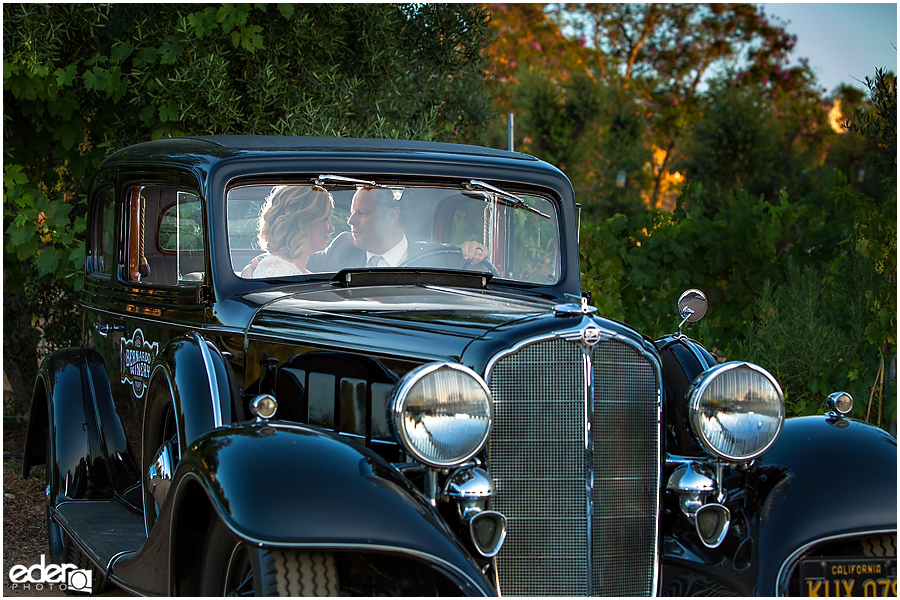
23, 136, 896, 596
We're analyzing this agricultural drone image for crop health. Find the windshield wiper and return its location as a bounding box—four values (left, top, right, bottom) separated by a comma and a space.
313, 175, 403, 200
465, 180, 551, 219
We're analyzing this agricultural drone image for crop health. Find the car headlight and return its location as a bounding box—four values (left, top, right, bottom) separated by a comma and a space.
391, 362, 492, 467
688, 362, 785, 461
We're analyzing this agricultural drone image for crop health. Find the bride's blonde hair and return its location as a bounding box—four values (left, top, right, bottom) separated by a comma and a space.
258, 186, 333, 259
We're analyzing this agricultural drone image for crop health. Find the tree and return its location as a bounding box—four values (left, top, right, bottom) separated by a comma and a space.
485, 3, 803, 211
3, 3, 495, 410
677, 64, 830, 211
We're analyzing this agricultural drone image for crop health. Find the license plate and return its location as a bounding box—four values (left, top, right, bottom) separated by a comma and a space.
801, 557, 897, 597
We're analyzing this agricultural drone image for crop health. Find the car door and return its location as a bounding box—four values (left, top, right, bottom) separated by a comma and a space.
84, 179, 208, 512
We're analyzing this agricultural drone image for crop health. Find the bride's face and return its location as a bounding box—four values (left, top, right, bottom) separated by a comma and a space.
307, 212, 335, 253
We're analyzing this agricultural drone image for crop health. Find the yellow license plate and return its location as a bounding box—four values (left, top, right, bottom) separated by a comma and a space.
801, 557, 897, 597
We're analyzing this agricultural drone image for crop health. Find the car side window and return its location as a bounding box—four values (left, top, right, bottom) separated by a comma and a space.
87, 186, 116, 277
124, 184, 206, 286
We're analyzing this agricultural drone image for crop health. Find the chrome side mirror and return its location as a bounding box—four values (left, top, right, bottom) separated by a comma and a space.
677, 289, 708, 336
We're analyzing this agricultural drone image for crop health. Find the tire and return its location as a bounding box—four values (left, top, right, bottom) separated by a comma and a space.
862, 534, 897, 557
200, 516, 339, 596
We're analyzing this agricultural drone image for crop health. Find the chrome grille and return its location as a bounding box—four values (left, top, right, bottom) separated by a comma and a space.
487, 333, 660, 596
591, 341, 660, 595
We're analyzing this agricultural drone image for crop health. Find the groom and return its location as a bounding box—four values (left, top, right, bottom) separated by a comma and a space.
306, 187, 487, 272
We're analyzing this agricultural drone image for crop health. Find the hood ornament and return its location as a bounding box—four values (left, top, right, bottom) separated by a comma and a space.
553, 294, 598, 317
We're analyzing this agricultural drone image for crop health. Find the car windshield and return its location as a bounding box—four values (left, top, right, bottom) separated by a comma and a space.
226, 182, 560, 284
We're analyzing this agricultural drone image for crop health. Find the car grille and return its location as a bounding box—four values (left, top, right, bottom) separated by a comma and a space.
487, 332, 661, 596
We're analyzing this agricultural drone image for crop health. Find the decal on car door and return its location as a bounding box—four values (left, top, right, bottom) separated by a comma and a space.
120, 328, 159, 399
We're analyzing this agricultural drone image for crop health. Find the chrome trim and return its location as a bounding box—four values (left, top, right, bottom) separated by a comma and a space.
553, 296, 599, 318
105, 549, 136, 578
667, 462, 716, 494
95, 323, 125, 337
688, 361, 785, 461
775, 528, 898, 596
390, 362, 493, 468
192, 333, 224, 428
693, 503, 731, 548
445, 467, 493, 500
313, 174, 379, 188
466, 180, 551, 219
583, 326, 594, 593
249, 394, 278, 420
676, 289, 707, 336
485, 317, 662, 596
826, 391, 854, 416
50, 501, 117, 575
467, 510, 507, 558
147, 441, 176, 511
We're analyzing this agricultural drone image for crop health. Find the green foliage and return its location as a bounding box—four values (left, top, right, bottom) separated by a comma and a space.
4, 164, 86, 288
580, 171, 896, 428
583, 183, 793, 341
2, 3, 495, 408
578, 223, 624, 321
510, 67, 602, 173
730, 260, 884, 420
844, 68, 897, 190
680, 80, 786, 202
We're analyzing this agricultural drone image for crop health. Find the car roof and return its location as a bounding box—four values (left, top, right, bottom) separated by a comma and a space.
98, 135, 544, 169
194, 135, 540, 160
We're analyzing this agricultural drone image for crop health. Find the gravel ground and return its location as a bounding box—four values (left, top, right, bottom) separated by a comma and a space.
2, 425, 122, 597
2, 424, 64, 596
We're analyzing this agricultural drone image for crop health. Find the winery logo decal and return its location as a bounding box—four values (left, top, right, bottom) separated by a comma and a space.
120, 329, 158, 398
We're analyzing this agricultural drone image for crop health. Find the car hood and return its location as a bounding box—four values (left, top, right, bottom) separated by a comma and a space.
243, 285, 558, 363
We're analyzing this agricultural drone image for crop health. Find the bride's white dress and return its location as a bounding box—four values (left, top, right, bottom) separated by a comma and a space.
252, 254, 307, 278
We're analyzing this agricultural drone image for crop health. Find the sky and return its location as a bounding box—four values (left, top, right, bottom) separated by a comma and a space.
761, 3, 898, 94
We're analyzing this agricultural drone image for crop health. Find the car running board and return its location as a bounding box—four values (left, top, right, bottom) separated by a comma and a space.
53, 500, 146, 573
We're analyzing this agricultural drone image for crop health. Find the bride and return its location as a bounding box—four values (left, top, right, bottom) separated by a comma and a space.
251, 185, 334, 278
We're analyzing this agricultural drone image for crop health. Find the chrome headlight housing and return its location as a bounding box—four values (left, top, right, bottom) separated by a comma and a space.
688, 362, 785, 461
391, 363, 492, 467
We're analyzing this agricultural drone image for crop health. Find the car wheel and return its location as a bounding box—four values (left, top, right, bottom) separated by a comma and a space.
200, 516, 339, 596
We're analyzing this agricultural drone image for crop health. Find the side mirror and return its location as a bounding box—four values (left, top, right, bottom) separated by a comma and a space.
677, 289, 708, 336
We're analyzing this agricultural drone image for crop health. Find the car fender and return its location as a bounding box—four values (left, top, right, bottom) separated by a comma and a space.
656, 334, 717, 455
112, 421, 492, 595
145, 333, 238, 452
24, 347, 117, 502
141, 332, 239, 529
752, 415, 897, 595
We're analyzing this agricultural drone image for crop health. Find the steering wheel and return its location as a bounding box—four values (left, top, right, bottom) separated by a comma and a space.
400, 246, 500, 277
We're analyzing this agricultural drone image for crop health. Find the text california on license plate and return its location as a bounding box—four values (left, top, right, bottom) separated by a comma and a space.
801, 557, 897, 597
